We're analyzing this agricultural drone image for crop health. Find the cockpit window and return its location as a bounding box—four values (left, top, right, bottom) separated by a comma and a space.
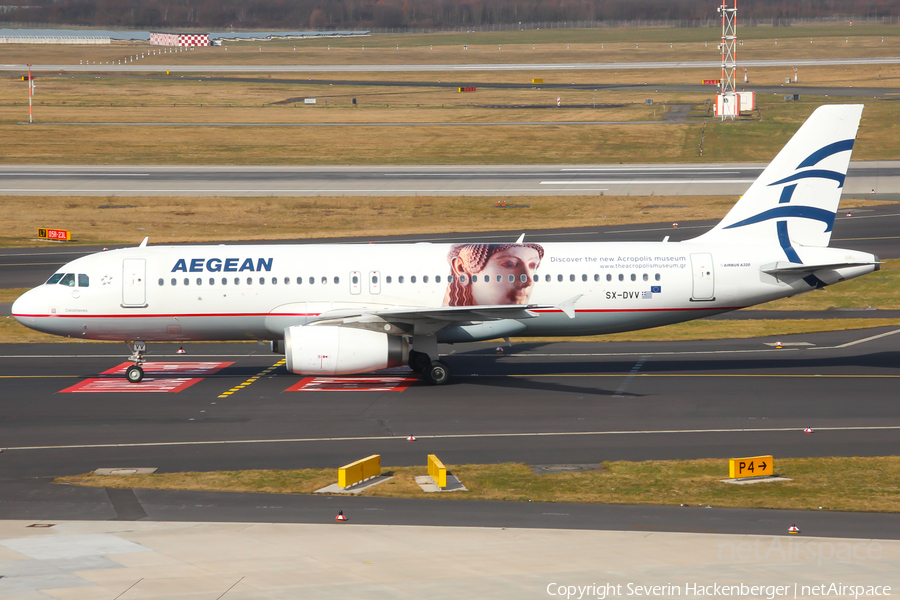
47, 273, 64, 284
59, 273, 76, 287
78, 274, 89, 287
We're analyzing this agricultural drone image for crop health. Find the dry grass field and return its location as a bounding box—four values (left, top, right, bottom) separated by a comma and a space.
2, 195, 886, 247
56, 455, 900, 512
1, 26, 900, 166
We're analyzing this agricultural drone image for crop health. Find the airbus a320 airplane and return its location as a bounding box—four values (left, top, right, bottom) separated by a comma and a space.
13, 104, 878, 385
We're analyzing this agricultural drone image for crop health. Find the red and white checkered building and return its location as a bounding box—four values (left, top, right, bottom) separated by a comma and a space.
150, 32, 210, 47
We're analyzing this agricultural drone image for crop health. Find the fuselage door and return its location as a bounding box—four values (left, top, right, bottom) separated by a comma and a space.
369, 270, 381, 295
122, 258, 148, 307
690, 253, 715, 301
350, 271, 362, 295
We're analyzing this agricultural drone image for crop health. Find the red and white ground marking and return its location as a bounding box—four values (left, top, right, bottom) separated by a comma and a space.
60, 377, 202, 393
101, 362, 233, 376
285, 377, 418, 392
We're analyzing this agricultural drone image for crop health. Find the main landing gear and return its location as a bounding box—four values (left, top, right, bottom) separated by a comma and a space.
125, 341, 147, 383
408, 349, 451, 385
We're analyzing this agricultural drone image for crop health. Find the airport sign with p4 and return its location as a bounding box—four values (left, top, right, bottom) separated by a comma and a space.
729, 455, 774, 479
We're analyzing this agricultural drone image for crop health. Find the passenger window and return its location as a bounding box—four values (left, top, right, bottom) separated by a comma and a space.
498, 275, 503, 283
259, 277, 265, 285
630, 274, 636, 281
533, 274, 538, 282
618, 274, 624, 282
184, 278, 190, 286
594, 274, 600, 282
458, 275, 466, 284
222, 278, 228, 285
209, 278, 215, 285
569, 274, 575, 282
606, 274, 612, 282
60, 273, 76, 287
582, 274, 587, 282
557, 274, 562, 282
352, 275, 359, 284
158, 278, 164, 286
436, 275, 441, 283
47, 273, 64, 284
411, 275, 417, 284
78, 274, 89, 287
447, 275, 453, 283
321, 276, 327, 284
521, 274, 527, 283
472, 275, 478, 283
297, 277, 303, 284
196, 278, 202, 285
334, 276, 339, 284
284, 277, 290, 285
643, 273, 649, 281
545, 274, 550, 282
399, 276, 405, 283
309, 277, 314, 284
234, 278, 240, 285
171, 278, 177, 286
372, 275, 378, 284
423, 275, 429, 283
655, 274, 661, 281
386, 275, 392, 284
247, 277, 253, 285
272, 277, 277, 285
507, 275, 513, 283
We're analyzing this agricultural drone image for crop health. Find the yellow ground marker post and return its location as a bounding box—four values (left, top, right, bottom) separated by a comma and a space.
729, 455, 774, 479
338, 455, 381, 488
218, 359, 285, 398
427, 454, 447, 489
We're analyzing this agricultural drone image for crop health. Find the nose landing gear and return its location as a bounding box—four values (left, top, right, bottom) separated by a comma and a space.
125, 341, 147, 383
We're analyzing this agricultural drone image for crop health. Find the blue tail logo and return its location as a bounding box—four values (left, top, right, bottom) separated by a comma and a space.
722, 139, 854, 262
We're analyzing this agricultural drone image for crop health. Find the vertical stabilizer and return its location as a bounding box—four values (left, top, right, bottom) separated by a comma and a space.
689, 104, 863, 255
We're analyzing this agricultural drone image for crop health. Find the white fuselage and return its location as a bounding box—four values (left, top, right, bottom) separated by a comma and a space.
11, 240, 877, 343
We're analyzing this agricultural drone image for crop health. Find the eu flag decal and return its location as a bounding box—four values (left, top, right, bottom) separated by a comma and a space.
651, 286, 661, 293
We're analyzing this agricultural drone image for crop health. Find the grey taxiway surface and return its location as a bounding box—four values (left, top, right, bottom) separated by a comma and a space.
2, 161, 899, 197
1, 207, 899, 539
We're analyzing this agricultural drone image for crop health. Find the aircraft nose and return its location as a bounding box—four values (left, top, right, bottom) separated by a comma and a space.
11, 288, 39, 322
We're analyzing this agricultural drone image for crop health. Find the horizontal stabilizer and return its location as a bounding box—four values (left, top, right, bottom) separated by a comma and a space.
761, 260, 880, 275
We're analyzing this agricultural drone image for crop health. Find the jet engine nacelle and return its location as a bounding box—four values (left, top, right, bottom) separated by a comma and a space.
284, 325, 409, 375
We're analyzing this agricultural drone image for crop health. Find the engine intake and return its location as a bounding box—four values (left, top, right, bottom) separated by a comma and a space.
284, 325, 408, 375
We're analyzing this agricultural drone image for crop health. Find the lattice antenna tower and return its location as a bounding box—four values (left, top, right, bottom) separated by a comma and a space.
719, 0, 738, 120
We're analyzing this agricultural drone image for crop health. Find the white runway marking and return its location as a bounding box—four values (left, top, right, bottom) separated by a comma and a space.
6, 425, 900, 452
541, 179, 755, 184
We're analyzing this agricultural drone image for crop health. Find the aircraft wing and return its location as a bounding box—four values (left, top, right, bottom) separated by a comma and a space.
316, 295, 582, 325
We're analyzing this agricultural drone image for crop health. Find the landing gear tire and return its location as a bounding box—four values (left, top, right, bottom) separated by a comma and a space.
126, 365, 144, 383
426, 361, 451, 385
409, 350, 431, 374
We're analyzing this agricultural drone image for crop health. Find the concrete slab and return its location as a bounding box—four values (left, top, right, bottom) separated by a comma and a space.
415, 475, 467, 493
93, 468, 158, 476
0, 534, 149, 560
315, 475, 394, 495
721, 476, 794, 485
0, 520, 897, 600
